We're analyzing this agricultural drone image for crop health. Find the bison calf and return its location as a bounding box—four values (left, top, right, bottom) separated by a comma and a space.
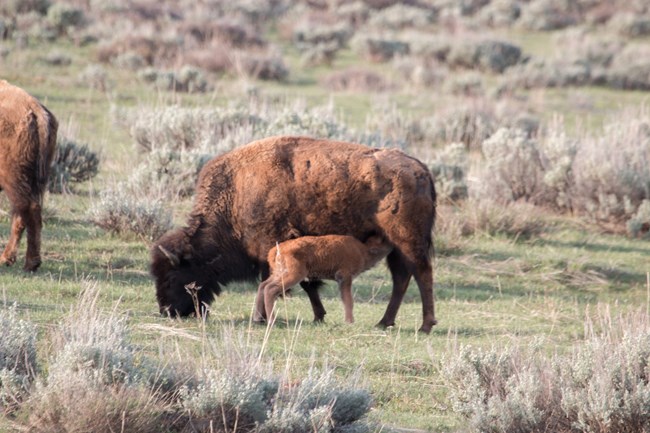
260, 235, 393, 324
0, 80, 57, 271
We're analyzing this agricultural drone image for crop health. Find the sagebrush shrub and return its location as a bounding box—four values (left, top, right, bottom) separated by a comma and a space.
351, 34, 410, 62
0, 0, 49, 15
234, 50, 289, 81
571, 111, 650, 222
479, 127, 547, 203
429, 142, 469, 202
87, 183, 173, 241
25, 283, 184, 432
78, 64, 110, 91
443, 312, 650, 433
129, 148, 210, 199
137, 65, 210, 93
180, 372, 276, 430
367, 4, 436, 29
46, 3, 84, 37
411, 105, 496, 150
627, 199, 650, 238
459, 198, 547, 239
447, 39, 522, 73
321, 68, 389, 92
117, 105, 262, 153
293, 21, 351, 65
0, 305, 37, 414
518, 0, 578, 31
49, 136, 100, 194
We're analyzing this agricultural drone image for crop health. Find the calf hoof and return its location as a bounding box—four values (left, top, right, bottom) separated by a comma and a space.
0, 254, 16, 267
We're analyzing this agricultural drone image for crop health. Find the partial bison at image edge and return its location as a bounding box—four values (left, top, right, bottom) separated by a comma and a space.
0, 80, 58, 272
150, 136, 437, 333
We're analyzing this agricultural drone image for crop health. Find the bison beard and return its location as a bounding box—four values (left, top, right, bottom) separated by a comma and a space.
0, 80, 58, 271
150, 136, 437, 333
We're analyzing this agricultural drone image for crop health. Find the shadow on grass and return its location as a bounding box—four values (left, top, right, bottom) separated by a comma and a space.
535, 237, 650, 256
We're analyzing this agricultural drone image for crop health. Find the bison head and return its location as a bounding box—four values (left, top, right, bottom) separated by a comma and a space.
150, 228, 220, 317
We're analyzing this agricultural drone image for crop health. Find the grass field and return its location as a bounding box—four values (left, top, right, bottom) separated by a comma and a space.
2, 2, 650, 432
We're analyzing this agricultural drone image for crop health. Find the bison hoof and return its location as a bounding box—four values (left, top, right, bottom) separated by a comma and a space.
376, 319, 395, 330
23, 257, 42, 272
418, 318, 437, 334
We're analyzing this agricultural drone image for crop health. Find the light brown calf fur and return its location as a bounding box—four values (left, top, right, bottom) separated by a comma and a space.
0, 80, 58, 271
260, 235, 393, 323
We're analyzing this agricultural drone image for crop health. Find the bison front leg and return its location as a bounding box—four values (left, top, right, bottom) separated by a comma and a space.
0, 209, 25, 268
300, 280, 327, 322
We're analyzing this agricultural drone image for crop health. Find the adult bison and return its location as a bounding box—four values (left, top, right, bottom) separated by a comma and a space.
0, 80, 58, 271
151, 136, 437, 333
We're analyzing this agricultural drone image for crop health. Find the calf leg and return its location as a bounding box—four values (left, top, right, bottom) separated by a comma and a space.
254, 263, 273, 322
377, 249, 412, 329
335, 272, 354, 323
263, 273, 304, 323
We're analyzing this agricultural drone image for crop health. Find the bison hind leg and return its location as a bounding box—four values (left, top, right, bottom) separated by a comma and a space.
377, 249, 412, 330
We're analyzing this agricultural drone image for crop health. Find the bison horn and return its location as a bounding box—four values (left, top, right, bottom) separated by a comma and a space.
158, 245, 180, 267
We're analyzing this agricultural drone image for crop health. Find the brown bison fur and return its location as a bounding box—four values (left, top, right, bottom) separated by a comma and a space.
151, 136, 437, 333
0, 80, 58, 271
261, 234, 393, 324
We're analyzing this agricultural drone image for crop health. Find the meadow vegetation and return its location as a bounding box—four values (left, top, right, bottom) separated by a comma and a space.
1, 0, 650, 432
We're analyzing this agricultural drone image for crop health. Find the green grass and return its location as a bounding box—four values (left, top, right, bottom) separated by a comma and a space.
2, 24, 650, 433
2, 194, 649, 431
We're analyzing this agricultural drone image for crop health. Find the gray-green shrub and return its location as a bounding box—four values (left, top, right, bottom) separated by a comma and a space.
367, 4, 436, 29
429, 142, 469, 202
351, 34, 409, 62
46, 3, 84, 37
235, 50, 289, 81
129, 148, 210, 199
627, 199, 650, 238
479, 127, 548, 204
24, 283, 183, 433
117, 105, 261, 153
137, 65, 210, 93
0, 305, 37, 414
443, 311, 650, 433
87, 183, 173, 241
571, 110, 650, 223
447, 39, 522, 73
49, 136, 100, 194
78, 63, 110, 91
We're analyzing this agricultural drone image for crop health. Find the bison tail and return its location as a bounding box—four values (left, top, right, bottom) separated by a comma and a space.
425, 162, 437, 260
36, 105, 58, 198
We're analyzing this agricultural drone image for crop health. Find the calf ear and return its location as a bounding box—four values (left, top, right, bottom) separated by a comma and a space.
158, 245, 180, 267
